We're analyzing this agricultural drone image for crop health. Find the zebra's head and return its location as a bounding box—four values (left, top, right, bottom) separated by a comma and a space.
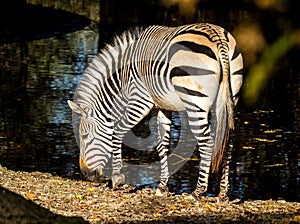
68, 100, 113, 182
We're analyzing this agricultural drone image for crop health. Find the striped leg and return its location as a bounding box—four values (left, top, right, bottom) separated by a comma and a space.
188, 107, 214, 199
218, 142, 232, 202
111, 90, 154, 188
111, 133, 126, 187
156, 110, 171, 196
173, 78, 215, 199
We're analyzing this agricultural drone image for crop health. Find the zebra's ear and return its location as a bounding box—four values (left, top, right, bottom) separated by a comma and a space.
67, 100, 87, 117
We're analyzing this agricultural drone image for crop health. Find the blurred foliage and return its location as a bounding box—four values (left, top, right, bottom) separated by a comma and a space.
159, 0, 200, 17
244, 29, 300, 105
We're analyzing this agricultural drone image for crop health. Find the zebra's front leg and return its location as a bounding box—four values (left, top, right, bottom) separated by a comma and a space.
111, 91, 154, 189
217, 143, 232, 202
156, 110, 171, 196
111, 134, 125, 188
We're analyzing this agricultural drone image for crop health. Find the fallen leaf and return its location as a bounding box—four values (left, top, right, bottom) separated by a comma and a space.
76, 194, 83, 200
205, 204, 217, 212
26, 192, 35, 200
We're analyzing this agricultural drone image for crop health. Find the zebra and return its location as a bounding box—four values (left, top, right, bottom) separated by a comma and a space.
68, 23, 243, 201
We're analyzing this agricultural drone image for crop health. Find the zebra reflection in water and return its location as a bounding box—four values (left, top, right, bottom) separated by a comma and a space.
68, 23, 243, 201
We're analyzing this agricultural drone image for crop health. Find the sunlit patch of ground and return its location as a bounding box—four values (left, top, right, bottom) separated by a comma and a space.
0, 165, 299, 223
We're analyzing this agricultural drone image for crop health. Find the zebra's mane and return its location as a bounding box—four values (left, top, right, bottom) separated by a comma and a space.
102, 26, 143, 58
74, 27, 143, 105
71, 27, 144, 147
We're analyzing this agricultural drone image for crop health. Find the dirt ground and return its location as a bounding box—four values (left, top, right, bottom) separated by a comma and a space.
0, 165, 299, 223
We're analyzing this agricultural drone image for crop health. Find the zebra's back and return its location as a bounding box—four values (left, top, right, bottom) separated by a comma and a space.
134, 23, 242, 111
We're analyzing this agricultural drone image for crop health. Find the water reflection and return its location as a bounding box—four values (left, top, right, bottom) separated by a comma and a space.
0, 21, 99, 178
230, 107, 299, 201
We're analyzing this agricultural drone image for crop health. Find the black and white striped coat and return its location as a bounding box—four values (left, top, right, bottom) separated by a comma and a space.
68, 23, 243, 201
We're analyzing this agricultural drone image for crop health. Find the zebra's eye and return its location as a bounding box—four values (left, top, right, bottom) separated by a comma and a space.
81, 131, 89, 139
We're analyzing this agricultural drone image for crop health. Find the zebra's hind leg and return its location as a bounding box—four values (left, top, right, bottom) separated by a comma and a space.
156, 110, 171, 196
183, 101, 214, 200
172, 76, 216, 200
217, 142, 232, 202
191, 116, 214, 200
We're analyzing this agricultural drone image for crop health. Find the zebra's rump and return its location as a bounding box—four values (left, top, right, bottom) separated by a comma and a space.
150, 91, 186, 111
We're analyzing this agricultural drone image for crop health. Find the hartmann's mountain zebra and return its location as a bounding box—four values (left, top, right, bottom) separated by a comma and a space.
68, 23, 243, 201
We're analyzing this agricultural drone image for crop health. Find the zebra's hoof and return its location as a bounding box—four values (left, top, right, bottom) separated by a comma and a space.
111, 174, 125, 188
217, 195, 229, 203
185, 194, 197, 200
191, 191, 204, 200
155, 185, 169, 196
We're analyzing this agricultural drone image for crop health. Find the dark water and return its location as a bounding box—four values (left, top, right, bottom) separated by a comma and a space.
0, 1, 299, 202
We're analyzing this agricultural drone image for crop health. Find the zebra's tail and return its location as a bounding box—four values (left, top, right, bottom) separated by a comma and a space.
211, 43, 234, 173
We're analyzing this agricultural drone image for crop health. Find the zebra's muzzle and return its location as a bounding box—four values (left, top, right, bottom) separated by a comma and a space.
79, 157, 104, 182
80, 166, 104, 182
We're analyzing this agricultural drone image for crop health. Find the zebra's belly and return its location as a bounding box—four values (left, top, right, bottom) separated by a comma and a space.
151, 92, 186, 111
